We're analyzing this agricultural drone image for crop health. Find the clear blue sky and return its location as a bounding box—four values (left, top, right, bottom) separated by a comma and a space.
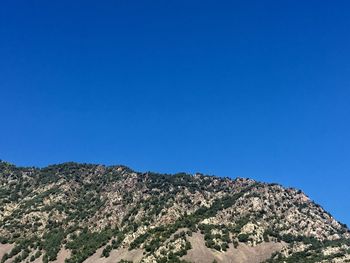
0, 1, 349, 225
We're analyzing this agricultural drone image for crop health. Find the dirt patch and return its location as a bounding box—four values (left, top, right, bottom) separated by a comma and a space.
183, 232, 285, 263
83, 247, 144, 263
52, 247, 71, 263
32, 255, 43, 263
0, 243, 14, 262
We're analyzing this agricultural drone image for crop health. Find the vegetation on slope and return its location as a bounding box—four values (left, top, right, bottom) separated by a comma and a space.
0, 161, 349, 263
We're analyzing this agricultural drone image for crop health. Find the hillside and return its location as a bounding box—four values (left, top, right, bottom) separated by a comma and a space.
0, 161, 349, 263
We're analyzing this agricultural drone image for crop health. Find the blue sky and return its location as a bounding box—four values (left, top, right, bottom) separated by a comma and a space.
0, 1, 349, 225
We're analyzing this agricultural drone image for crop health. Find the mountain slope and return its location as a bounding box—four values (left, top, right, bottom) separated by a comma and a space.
0, 161, 349, 263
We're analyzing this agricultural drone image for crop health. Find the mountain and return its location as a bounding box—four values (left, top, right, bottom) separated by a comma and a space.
0, 161, 349, 263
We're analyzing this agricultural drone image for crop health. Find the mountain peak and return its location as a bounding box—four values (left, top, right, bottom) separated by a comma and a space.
0, 161, 349, 263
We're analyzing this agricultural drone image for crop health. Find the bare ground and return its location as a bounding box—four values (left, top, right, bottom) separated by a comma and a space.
183, 232, 285, 263
32, 255, 43, 263
0, 244, 14, 262
53, 248, 71, 263
83, 247, 144, 263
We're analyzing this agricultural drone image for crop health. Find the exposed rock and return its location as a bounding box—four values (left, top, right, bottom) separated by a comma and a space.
0, 161, 349, 263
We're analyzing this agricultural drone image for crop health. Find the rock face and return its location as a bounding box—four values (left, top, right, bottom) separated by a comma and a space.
0, 161, 349, 263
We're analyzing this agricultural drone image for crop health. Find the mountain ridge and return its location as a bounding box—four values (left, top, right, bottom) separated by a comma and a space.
0, 160, 349, 263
